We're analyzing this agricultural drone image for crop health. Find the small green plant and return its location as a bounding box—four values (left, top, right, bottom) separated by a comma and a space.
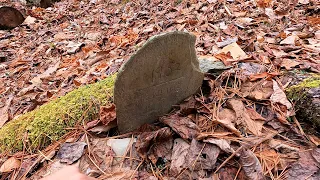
175, 0, 183, 5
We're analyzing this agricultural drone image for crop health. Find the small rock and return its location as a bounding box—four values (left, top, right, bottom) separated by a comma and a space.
107, 138, 136, 157
84, 32, 101, 41
198, 55, 229, 74
66, 41, 84, 54
23, 16, 37, 25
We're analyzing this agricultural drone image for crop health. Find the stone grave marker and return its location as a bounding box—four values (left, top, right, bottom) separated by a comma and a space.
115, 31, 204, 133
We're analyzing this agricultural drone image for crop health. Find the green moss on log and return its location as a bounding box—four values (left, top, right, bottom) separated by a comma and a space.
286, 74, 320, 128
286, 74, 320, 101
0, 75, 116, 153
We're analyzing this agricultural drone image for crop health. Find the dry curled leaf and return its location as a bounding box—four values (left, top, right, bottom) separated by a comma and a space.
186, 139, 220, 171
280, 59, 301, 70
0, 157, 21, 173
56, 142, 87, 165
239, 148, 265, 180
135, 127, 172, 159
270, 80, 292, 113
170, 138, 190, 176
227, 99, 264, 136
286, 148, 320, 180
160, 114, 200, 140
100, 104, 116, 125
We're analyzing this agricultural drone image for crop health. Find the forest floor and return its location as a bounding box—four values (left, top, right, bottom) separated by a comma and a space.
0, 0, 319, 179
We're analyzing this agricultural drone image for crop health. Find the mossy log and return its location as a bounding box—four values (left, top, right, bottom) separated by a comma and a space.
0, 75, 115, 153
286, 73, 320, 129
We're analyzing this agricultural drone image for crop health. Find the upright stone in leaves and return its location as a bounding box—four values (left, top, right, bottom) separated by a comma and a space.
0, 7, 25, 30
115, 31, 204, 133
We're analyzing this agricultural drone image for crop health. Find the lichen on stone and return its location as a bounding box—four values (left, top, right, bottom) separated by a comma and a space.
0, 75, 116, 153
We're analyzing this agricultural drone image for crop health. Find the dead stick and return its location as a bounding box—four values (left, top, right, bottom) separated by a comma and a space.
214, 145, 243, 174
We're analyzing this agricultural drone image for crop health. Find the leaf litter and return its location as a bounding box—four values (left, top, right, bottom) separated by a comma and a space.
0, 0, 320, 179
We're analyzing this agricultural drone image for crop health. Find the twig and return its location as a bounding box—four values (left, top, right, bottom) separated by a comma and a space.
176, 143, 206, 179
129, 160, 144, 179
119, 136, 135, 168
87, 154, 107, 175
234, 165, 242, 180
214, 145, 243, 174
292, 116, 305, 136
38, 150, 53, 162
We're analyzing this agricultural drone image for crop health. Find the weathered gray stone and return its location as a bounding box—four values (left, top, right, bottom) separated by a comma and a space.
198, 56, 229, 75
115, 31, 204, 133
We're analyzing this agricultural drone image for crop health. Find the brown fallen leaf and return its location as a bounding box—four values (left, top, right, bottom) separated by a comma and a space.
227, 99, 264, 136
217, 108, 242, 137
0, 157, 21, 173
239, 148, 265, 180
87, 124, 116, 134
186, 139, 220, 171
54, 32, 76, 41
280, 59, 301, 70
220, 42, 247, 60
239, 62, 267, 76
240, 80, 274, 100
270, 80, 292, 114
160, 114, 200, 140
196, 132, 234, 141
170, 138, 190, 177
56, 142, 87, 165
98, 168, 139, 179
216, 37, 238, 48
179, 96, 199, 116
256, 0, 272, 8
135, 127, 172, 159
203, 138, 234, 154
275, 111, 290, 125
280, 35, 300, 46
30, 60, 60, 86
286, 148, 320, 179
249, 72, 280, 81
214, 52, 234, 66
79, 138, 117, 174
148, 135, 173, 164
246, 108, 265, 121
217, 166, 246, 180
100, 104, 116, 125
307, 17, 320, 26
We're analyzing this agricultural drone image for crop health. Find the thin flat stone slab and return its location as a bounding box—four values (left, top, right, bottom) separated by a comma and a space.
115, 31, 204, 133
0, 7, 25, 30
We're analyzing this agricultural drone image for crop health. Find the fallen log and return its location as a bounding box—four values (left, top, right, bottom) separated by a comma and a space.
0, 75, 115, 153
286, 73, 320, 129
